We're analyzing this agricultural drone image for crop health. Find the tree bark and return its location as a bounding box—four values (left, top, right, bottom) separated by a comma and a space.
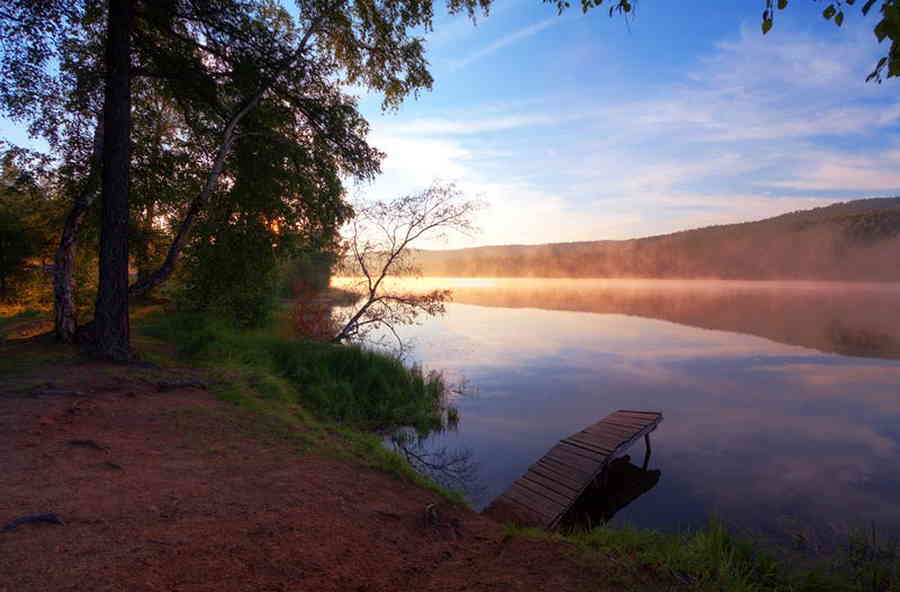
53, 118, 103, 343
92, 0, 132, 360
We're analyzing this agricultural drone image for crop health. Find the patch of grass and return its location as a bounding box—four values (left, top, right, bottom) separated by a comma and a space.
0, 307, 45, 340
333, 426, 465, 505
505, 521, 900, 592
138, 309, 452, 434
135, 308, 464, 503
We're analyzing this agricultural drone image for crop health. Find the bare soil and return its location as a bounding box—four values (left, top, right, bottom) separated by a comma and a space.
0, 340, 593, 591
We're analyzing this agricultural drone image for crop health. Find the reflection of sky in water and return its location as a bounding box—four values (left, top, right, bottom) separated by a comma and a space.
369, 281, 900, 543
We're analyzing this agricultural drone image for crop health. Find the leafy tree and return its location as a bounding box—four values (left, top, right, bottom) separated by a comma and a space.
761, 0, 900, 81
0, 150, 63, 303
0, 204, 33, 298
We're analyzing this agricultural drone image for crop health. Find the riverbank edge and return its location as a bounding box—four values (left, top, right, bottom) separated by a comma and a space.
2, 306, 897, 592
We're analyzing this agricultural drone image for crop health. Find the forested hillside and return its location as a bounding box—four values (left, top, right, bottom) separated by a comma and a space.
412, 198, 900, 280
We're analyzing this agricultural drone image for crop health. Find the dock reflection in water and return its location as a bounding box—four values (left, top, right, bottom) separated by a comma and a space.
560, 455, 662, 529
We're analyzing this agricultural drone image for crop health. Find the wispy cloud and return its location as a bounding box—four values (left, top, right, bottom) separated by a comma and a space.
358, 19, 900, 247
382, 113, 568, 135
447, 16, 561, 71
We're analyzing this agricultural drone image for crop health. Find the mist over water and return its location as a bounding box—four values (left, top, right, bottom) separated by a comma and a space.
335, 277, 900, 546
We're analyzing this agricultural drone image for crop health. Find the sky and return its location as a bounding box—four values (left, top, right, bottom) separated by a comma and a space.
2, 1, 899, 249
348, 0, 900, 248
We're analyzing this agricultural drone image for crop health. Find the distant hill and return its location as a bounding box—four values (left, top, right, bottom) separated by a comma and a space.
411, 198, 900, 280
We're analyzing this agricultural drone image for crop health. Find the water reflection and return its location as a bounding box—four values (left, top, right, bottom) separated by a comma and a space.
346, 279, 900, 546
389, 432, 484, 500
560, 455, 662, 529
337, 278, 900, 360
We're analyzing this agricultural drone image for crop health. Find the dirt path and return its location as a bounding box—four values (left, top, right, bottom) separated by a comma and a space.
0, 346, 589, 591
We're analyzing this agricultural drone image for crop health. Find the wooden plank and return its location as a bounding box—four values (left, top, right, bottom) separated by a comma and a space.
561, 436, 615, 456
532, 459, 595, 487
505, 482, 564, 518
497, 489, 552, 521
604, 418, 656, 432
590, 418, 646, 433
488, 409, 663, 530
582, 424, 635, 442
544, 444, 601, 467
528, 463, 587, 492
519, 481, 578, 508
522, 468, 582, 496
543, 446, 603, 474
593, 418, 649, 433
573, 430, 623, 449
595, 416, 655, 432
506, 481, 566, 513
516, 477, 574, 507
522, 471, 582, 499
607, 416, 660, 430
556, 441, 609, 462
617, 410, 662, 417
582, 426, 636, 445
536, 453, 596, 477
540, 456, 599, 481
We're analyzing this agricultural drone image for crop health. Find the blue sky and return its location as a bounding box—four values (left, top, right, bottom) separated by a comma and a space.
3, 1, 898, 249
351, 0, 900, 248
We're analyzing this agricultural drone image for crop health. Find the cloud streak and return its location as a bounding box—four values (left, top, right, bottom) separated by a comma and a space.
359, 19, 900, 247
447, 16, 561, 71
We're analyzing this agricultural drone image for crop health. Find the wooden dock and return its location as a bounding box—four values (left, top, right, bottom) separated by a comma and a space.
484, 410, 663, 529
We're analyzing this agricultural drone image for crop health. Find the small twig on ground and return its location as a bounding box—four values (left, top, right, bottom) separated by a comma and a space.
67, 439, 109, 452
31, 389, 86, 398
156, 380, 208, 393
2, 513, 65, 533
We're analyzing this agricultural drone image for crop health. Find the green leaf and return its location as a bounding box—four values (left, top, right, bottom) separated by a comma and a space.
762, 17, 773, 34
823, 4, 837, 20
835, 11, 844, 26
862, 0, 878, 16
777, 0, 788, 9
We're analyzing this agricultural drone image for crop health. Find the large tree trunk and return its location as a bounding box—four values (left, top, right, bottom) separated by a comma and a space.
53, 119, 103, 343
92, 0, 132, 360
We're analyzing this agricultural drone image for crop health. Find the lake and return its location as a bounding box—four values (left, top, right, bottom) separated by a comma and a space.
336, 278, 900, 547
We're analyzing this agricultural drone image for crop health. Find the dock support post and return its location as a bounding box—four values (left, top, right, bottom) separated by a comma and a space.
642, 433, 652, 470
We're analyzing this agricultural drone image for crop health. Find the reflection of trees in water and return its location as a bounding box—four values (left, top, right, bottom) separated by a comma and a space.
442, 280, 900, 360
826, 319, 899, 358
559, 455, 661, 530
390, 430, 484, 501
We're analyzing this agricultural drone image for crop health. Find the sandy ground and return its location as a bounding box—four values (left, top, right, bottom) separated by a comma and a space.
0, 342, 591, 592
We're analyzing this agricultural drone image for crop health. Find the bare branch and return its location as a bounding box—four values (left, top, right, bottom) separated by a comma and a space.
332, 181, 483, 348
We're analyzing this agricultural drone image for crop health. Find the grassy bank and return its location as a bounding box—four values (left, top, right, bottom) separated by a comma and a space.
506, 521, 899, 592
135, 308, 464, 503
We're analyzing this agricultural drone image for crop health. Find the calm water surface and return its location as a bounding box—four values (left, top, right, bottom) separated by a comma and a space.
340, 278, 900, 545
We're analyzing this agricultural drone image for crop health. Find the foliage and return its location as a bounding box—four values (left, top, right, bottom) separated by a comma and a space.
333, 182, 483, 346
174, 217, 281, 328
0, 152, 64, 304
0, 200, 33, 297
277, 250, 338, 298
762, 0, 900, 82
505, 520, 900, 592
569, 521, 785, 592
138, 309, 455, 435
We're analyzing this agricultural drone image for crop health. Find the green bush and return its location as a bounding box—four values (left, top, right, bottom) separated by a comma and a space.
138, 310, 452, 434
174, 219, 279, 328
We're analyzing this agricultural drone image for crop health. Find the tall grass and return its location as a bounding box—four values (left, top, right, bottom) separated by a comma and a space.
571, 521, 784, 592
138, 310, 453, 435
506, 520, 900, 592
